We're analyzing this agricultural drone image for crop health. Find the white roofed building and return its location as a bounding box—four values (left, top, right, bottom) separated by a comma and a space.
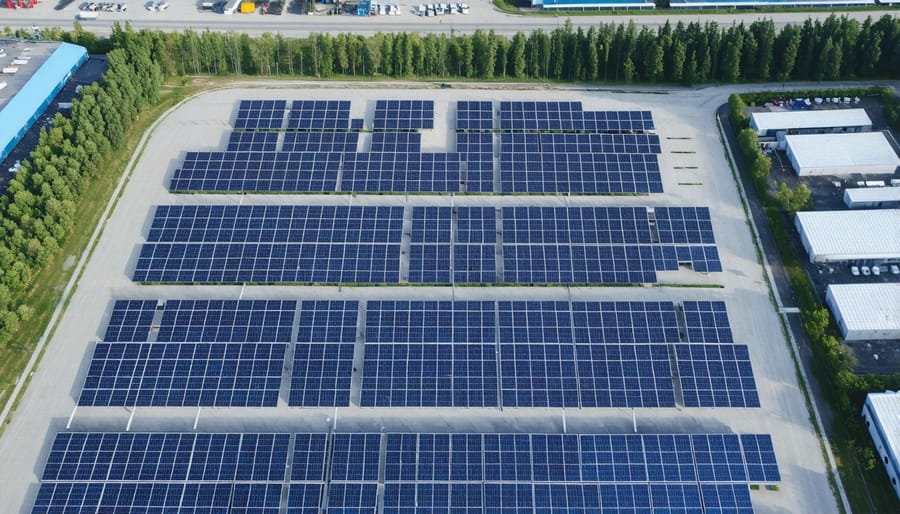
826, 284, 900, 341
844, 187, 900, 209
794, 210, 900, 263
750, 109, 872, 137
863, 392, 900, 500
784, 132, 900, 176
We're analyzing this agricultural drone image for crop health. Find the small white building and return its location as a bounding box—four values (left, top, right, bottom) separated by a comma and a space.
794, 210, 900, 263
844, 187, 900, 209
826, 283, 900, 341
863, 392, 900, 500
750, 109, 872, 137
784, 132, 900, 176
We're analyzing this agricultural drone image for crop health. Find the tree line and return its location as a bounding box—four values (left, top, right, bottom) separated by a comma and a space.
0, 27, 161, 344
39, 14, 897, 83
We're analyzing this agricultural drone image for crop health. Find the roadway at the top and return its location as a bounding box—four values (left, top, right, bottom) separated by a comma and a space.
4, 0, 898, 36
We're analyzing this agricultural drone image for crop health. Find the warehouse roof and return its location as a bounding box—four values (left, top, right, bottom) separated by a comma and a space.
796, 209, 900, 260
785, 132, 900, 170
845, 187, 900, 205
827, 283, 900, 335
0, 41, 87, 163
866, 392, 900, 469
751, 108, 872, 134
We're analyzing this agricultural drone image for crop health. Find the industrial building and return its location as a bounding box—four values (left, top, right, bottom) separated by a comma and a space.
844, 187, 900, 209
784, 132, 900, 176
0, 40, 88, 164
826, 283, 900, 341
750, 108, 872, 138
794, 209, 900, 264
863, 392, 900, 500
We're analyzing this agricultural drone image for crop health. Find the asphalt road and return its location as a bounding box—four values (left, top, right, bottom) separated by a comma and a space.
4, 0, 898, 36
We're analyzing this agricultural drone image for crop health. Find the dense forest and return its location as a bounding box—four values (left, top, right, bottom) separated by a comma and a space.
36, 14, 899, 83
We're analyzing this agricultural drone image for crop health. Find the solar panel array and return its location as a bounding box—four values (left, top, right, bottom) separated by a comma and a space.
290, 301, 358, 407
374, 99, 435, 130
234, 100, 286, 130
170, 151, 343, 192
287, 100, 363, 131
499, 102, 654, 133
174, 99, 666, 195
133, 205, 403, 283
356, 300, 757, 408
134, 205, 721, 285
227, 131, 278, 152
499, 133, 663, 194
33, 431, 778, 513
80, 300, 295, 407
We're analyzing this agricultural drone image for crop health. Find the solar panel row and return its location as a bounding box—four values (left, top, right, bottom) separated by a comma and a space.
39, 431, 780, 483
374, 99, 435, 130
133, 205, 722, 285
499, 102, 654, 133
88, 299, 736, 408
34, 431, 777, 512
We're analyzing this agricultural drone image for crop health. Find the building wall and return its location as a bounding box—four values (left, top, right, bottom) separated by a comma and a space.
863, 398, 900, 500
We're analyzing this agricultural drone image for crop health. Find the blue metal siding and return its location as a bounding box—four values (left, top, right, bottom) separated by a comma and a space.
0, 42, 88, 163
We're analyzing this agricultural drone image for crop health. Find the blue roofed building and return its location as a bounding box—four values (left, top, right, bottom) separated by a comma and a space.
0, 41, 88, 165
532, 0, 653, 9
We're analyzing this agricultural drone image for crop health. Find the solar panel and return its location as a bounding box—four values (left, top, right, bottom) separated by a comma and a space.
682, 300, 734, 343
456, 100, 494, 132
287, 99, 354, 130
330, 433, 381, 481
676, 344, 760, 408
291, 433, 329, 481
227, 131, 279, 152
692, 434, 748, 482
41, 432, 289, 482
374, 99, 435, 130
326, 483, 378, 514
740, 434, 781, 483
282, 132, 359, 152
575, 343, 676, 408
170, 151, 343, 193
78, 342, 285, 407
499, 102, 654, 133
341, 152, 463, 193
134, 205, 403, 284
34, 431, 781, 514
157, 299, 295, 343
287, 483, 325, 514
234, 99, 286, 130
289, 301, 357, 407
571, 301, 680, 344
700, 483, 754, 513
103, 300, 157, 342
